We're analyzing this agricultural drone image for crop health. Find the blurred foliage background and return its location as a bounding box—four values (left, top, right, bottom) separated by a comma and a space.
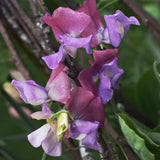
0, 0, 160, 159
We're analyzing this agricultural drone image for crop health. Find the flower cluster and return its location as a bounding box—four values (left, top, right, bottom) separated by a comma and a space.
11, 0, 139, 157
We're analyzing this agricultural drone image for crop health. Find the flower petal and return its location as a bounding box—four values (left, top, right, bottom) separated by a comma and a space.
42, 102, 52, 116
104, 10, 140, 47
78, 49, 119, 95
71, 120, 101, 150
42, 44, 66, 70
60, 35, 92, 55
11, 80, 48, 105
66, 87, 105, 128
46, 63, 70, 104
27, 124, 50, 148
77, 0, 104, 47
42, 7, 91, 42
42, 129, 62, 157
102, 57, 124, 90
30, 111, 47, 120
98, 72, 113, 104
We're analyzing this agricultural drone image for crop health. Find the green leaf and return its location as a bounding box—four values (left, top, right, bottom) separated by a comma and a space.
147, 132, 160, 145
136, 67, 160, 125
118, 114, 155, 160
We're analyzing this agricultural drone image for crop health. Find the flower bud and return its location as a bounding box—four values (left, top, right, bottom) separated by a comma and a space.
56, 112, 69, 141
3, 82, 20, 101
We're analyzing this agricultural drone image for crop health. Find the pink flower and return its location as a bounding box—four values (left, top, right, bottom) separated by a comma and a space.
42, 7, 92, 69
66, 87, 105, 128
11, 63, 70, 115
78, 49, 123, 104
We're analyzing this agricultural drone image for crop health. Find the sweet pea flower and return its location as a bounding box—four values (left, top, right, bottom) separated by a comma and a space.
66, 87, 105, 150
11, 63, 70, 115
77, 0, 104, 48
42, 7, 93, 69
66, 87, 105, 128
103, 10, 140, 47
78, 49, 124, 104
28, 111, 62, 157
28, 87, 104, 156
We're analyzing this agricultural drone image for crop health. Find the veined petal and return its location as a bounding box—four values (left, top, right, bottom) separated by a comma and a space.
78, 49, 119, 95
77, 0, 104, 47
71, 120, 101, 150
66, 87, 95, 117
60, 35, 92, 55
46, 63, 70, 104
103, 15, 121, 47
11, 80, 48, 105
115, 10, 140, 35
42, 102, 52, 116
42, 7, 91, 42
30, 111, 47, 120
102, 57, 124, 90
42, 129, 62, 157
66, 87, 105, 127
93, 49, 119, 71
98, 72, 113, 104
104, 10, 140, 47
42, 44, 67, 70
27, 124, 50, 148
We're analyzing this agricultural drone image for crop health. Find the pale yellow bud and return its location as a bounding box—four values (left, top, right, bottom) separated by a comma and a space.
56, 112, 69, 141
3, 82, 20, 101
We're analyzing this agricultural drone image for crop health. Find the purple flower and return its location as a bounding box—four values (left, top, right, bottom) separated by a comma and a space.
42, 7, 93, 69
65, 87, 104, 150
78, 49, 124, 104
77, 0, 104, 48
103, 10, 140, 47
28, 87, 105, 156
28, 87, 104, 156
66, 87, 105, 128
28, 111, 62, 156
11, 63, 70, 114
42, 35, 92, 69
28, 123, 62, 157
70, 120, 100, 150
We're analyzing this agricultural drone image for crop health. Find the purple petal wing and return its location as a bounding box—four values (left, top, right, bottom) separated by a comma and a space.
71, 120, 101, 150
42, 129, 62, 156
98, 73, 113, 104
42, 102, 52, 116
104, 14, 121, 47
60, 35, 92, 55
42, 44, 67, 70
78, 49, 119, 95
104, 10, 140, 47
115, 10, 140, 35
27, 124, 50, 147
11, 80, 48, 105
102, 57, 124, 90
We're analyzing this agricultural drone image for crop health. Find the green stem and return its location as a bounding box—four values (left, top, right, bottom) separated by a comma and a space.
99, 0, 118, 11
42, 152, 47, 160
